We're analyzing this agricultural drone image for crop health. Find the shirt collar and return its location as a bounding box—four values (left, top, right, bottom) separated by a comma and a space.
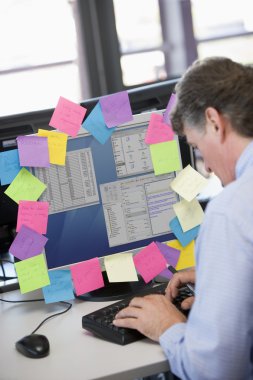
235, 140, 253, 179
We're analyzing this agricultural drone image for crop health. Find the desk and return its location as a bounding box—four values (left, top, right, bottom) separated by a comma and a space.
0, 288, 170, 380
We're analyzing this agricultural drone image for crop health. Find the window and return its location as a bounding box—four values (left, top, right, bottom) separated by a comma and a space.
113, 0, 167, 86
191, 0, 253, 63
0, 0, 81, 117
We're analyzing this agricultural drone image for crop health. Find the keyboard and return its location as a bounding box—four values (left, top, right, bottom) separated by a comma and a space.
82, 282, 193, 345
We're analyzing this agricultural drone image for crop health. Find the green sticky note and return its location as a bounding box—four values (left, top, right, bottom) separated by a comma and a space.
4, 167, 46, 204
14, 253, 50, 294
150, 140, 181, 175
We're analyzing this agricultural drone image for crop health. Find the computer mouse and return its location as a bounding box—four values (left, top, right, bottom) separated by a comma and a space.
15, 334, 50, 358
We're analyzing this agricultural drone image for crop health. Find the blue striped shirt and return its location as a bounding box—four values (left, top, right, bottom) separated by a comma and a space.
160, 141, 253, 380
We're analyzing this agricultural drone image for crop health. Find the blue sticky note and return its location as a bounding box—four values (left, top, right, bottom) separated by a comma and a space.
82, 102, 115, 144
0, 149, 22, 185
169, 216, 200, 247
42, 269, 74, 303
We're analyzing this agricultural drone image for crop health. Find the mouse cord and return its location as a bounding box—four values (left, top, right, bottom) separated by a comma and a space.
31, 301, 72, 334
0, 298, 72, 334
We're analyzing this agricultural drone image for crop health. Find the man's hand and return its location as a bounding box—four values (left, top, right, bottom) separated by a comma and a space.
166, 268, 196, 310
113, 294, 186, 342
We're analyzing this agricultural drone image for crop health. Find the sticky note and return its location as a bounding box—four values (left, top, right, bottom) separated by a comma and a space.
155, 241, 180, 268
38, 129, 68, 165
42, 270, 74, 303
16, 200, 49, 234
133, 242, 167, 283
144, 113, 174, 145
70, 258, 104, 296
15, 253, 50, 294
159, 267, 178, 280
17, 135, 50, 168
4, 168, 46, 204
49, 96, 87, 137
150, 140, 181, 175
163, 93, 177, 125
9, 224, 48, 260
167, 239, 195, 270
0, 149, 22, 185
99, 91, 133, 128
173, 198, 204, 232
82, 102, 115, 144
156, 241, 181, 279
104, 253, 138, 282
169, 216, 200, 247
170, 164, 208, 202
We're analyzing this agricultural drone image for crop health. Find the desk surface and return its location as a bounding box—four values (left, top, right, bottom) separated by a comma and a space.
0, 289, 169, 380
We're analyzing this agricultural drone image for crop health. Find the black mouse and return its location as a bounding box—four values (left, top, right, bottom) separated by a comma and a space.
15, 334, 50, 358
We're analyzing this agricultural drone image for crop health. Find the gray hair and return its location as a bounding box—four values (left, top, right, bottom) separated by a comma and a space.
171, 57, 253, 137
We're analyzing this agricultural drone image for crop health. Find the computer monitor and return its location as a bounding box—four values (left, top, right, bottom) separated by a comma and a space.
0, 78, 180, 258
31, 110, 193, 300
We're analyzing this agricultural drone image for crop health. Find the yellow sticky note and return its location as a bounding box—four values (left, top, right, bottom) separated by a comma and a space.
150, 140, 181, 175
4, 168, 47, 204
167, 239, 195, 270
104, 253, 138, 282
38, 129, 68, 165
170, 164, 208, 202
14, 253, 50, 294
173, 198, 204, 232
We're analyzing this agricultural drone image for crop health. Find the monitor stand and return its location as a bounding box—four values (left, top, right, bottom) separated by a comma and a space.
74, 271, 150, 302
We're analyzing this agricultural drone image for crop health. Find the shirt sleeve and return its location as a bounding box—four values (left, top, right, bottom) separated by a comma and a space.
158, 206, 253, 380
159, 323, 189, 379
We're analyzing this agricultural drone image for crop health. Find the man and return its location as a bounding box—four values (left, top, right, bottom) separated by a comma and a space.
113, 57, 253, 380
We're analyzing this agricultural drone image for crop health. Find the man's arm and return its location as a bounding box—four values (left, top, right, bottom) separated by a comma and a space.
113, 294, 186, 341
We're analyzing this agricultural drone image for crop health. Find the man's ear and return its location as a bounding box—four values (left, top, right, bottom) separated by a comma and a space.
205, 107, 226, 142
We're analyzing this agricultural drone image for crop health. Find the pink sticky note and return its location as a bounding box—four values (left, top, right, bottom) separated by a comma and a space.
70, 258, 104, 296
16, 200, 49, 234
163, 93, 177, 126
144, 113, 174, 144
49, 96, 87, 137
9, 225, 48, 261
133, 242, 167, 283
17, 135, 50, 168
99, 91, 133, 128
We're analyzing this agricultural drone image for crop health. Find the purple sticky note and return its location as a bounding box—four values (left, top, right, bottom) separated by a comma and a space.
158, 268, 174, 280
17, 136, 50, 168
9, 225, 48, 260
99, 91, 133, 128
70, 258, 104, 296
163, 93, 177, 126
133, 242, 167, 283
49, 96, 87, 137
155, 241, 180, 268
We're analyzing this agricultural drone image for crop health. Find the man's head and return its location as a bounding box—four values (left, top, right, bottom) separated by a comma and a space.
171, 57, 253, 185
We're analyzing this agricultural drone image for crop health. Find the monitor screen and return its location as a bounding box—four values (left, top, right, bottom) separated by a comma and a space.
30, 111, 193, 300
